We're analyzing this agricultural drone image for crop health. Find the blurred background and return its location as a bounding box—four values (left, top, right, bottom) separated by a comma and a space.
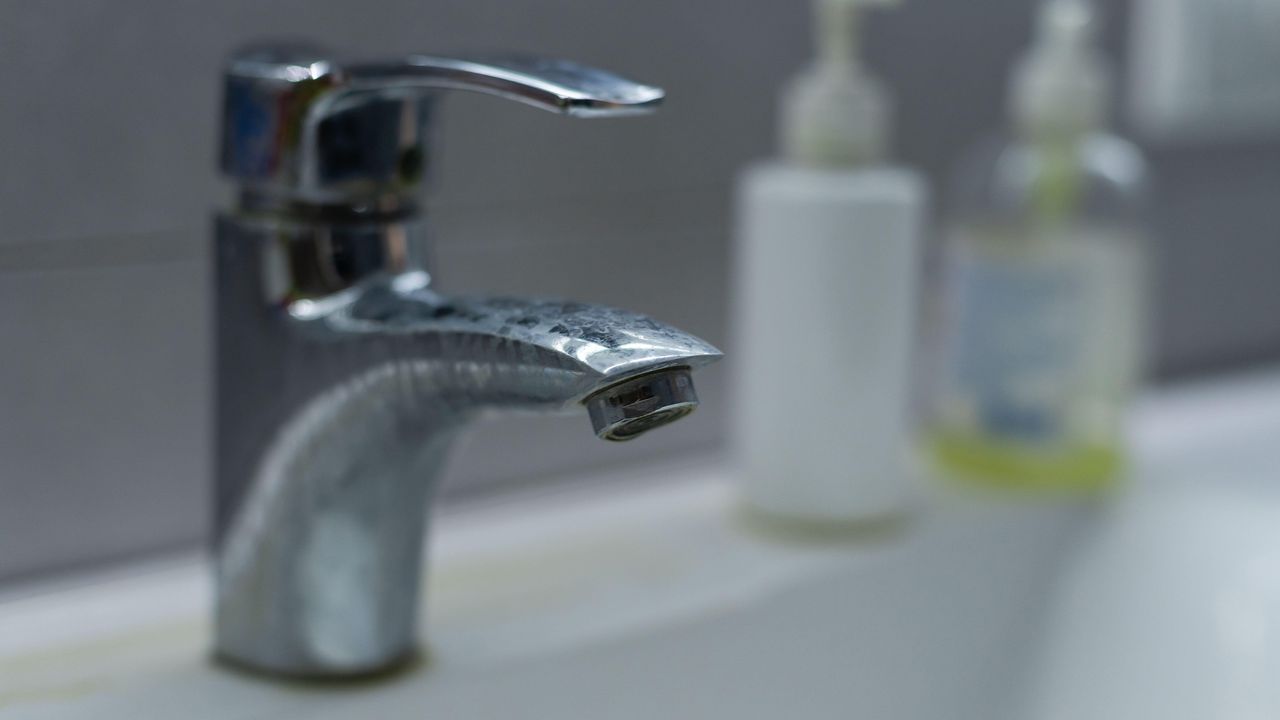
1, 0, 1278, 591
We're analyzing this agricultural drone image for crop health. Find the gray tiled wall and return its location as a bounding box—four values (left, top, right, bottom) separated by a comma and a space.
3, 0, 1279, 581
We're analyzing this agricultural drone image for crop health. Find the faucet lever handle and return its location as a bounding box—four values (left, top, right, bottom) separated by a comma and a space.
220, 44, 664, 205
342, 55, 664, 118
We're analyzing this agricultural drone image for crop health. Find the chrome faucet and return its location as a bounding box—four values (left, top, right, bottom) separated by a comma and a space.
212, 44, 721, 678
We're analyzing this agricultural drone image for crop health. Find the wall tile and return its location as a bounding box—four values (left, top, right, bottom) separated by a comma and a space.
1, 0, 1278, 580
0, 256, 208, 578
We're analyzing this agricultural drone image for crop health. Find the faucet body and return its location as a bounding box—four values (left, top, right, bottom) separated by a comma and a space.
210, 46, 719, 677
213, 211, 718, 676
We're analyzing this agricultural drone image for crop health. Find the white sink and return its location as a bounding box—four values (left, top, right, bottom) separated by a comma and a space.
1027, 370, 1280, 720
3, 369, 1277, 720
0, 458, 1090, 720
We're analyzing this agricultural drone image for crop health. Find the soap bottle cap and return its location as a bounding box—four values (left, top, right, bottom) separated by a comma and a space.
1010, 0, 1111, 138
781, 0, 900, 167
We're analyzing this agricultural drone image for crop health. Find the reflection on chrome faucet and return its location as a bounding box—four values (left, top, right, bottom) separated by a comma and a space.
212, 44, 721, 678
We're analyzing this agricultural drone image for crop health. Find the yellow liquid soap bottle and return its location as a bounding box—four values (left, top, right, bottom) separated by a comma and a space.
928, 0, 1149, 492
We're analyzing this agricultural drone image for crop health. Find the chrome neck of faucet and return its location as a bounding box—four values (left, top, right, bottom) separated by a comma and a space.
213, 213, 719, 676
224, 198, 430, 315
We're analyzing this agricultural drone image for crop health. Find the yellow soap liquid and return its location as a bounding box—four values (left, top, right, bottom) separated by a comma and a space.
928, 431, 1123, 494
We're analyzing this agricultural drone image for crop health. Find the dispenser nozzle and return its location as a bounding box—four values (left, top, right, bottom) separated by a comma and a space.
781, 0, 902, 166
1011, 0, 1111, 137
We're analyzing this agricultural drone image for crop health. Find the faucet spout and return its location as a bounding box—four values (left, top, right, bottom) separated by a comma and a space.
214, 240, 720, 676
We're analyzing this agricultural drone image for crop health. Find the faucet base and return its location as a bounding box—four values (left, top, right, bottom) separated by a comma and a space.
212, 645, 424, 682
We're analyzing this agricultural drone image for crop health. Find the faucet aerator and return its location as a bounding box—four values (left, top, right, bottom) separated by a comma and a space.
586, 367, 700, 442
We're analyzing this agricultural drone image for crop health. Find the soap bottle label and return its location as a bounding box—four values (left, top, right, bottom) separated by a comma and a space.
936, 226, 1142, 449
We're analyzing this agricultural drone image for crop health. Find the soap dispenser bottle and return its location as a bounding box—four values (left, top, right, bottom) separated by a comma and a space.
733, 0, 926, 526
928, 0, 1149, 492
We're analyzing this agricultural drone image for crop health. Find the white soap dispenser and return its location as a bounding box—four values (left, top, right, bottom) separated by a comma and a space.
928, 0, 1149, 492
733, 0, 926, 527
